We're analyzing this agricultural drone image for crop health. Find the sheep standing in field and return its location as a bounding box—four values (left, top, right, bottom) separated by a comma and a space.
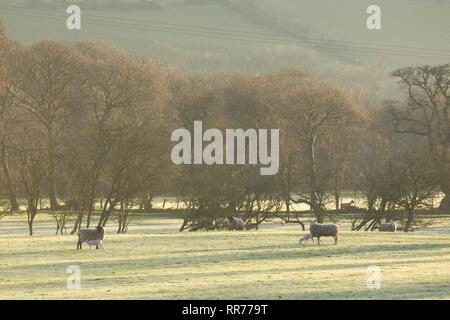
228, 216, 245, 230
299, 233, 314, 244
379, 221, 397, 232
309, 221, 339, 245
77, 226, 105, 249
85, 239, 104, 250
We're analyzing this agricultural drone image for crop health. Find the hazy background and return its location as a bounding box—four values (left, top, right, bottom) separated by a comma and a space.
1, 1, 449, 64
1, 1, 450, 103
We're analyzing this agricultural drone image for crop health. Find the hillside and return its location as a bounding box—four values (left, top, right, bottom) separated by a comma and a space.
0, 0, 449, 70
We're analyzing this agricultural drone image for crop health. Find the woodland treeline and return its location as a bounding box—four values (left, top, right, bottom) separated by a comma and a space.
0, 24, 449, 235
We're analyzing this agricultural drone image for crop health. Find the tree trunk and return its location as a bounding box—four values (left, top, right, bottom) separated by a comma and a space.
404, 208, 414, 232
117, 218, 122, 234
27, 213, 35, 236
71, 210, 83, 234
285, 163, 291, 222
86, 171, 102, 227
86, 209, 92, 228
86, 185, 96, 228
28, 221, 33, 236
0, 140, 19, 211
27, 196, 38, 236
60, 214, 66, 235
334, 189, 340, 211
284, 196, 290, 222
438, 192, 450, 211
367, 192, 376, 213
47, 132, 58, 210
179, 217, 189, 232
379, 197, 387, 215
436, 142, 450, 210
144, 193, 153, 211
256, 211, 259, 230
370, 217, 381, 231
364, 217, 378, 231
45, 119, 61, 211
99, 198, 116, 227
308, 134, 324, 222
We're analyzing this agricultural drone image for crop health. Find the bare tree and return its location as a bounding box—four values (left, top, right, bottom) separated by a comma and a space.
352, 124, 398, 231
51, 210, 70, 235
391, 153, 438, 232
115, 199, 136, 234
274, 68, 359, 222
387, 65, 450, 211
87, 44, 170, 227
0, 24, 19, 211
11, 41, 86, 210
15, 130, 47, 236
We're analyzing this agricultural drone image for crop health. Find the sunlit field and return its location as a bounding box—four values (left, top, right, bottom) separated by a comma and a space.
2, 214, 450, 300
0, 0, 450, 305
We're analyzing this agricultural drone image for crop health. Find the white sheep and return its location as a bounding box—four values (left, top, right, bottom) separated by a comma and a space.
77, 226, 105, 249
228, 216, 245, 230
85, 239, 104, 250
379, 221, 397, 232
299, 233, 314, 244
309, 221, 340, 245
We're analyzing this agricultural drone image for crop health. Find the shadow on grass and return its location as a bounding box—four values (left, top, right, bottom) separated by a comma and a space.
2, 241, 450, 277
130, 278, 450, 300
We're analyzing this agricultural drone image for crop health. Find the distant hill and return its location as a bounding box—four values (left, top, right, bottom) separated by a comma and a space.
1, 0, 449, 68
25, 0, 164, 11
0, 0, 449, 102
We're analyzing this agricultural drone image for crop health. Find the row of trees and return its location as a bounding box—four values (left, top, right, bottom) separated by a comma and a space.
169, 66, 448, 232
0, 24, 449, 234
0, 25, 170, 234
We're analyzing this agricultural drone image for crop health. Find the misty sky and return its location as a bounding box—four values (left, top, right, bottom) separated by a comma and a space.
0, 0, 449, 70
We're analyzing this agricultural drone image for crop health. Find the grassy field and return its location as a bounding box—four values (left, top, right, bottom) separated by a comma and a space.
1, 213, 450, 299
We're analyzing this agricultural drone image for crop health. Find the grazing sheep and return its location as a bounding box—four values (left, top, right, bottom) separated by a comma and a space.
379, 221, 397, 232
85, 239, 104, 250
309, 221, 339, 245
299, 233, 313, 244
228, 216, 245, 230
77, 226, 105, 249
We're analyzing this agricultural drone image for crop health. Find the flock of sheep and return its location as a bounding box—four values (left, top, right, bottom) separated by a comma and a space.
298, 220, 397, 245
74, 216, 398, 249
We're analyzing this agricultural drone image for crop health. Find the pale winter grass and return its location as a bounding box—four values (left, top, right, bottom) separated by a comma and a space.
1, 214, 450, 299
